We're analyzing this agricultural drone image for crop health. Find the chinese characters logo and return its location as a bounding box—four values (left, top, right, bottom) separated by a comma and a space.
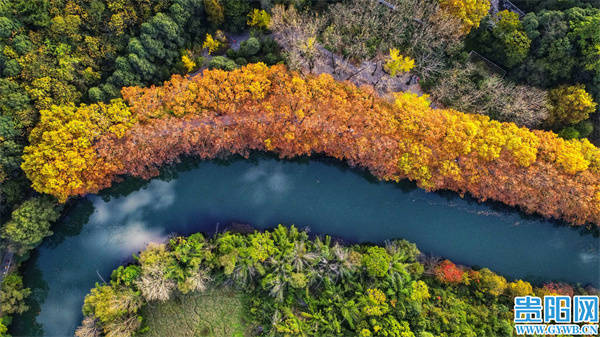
514, 296, 599, 335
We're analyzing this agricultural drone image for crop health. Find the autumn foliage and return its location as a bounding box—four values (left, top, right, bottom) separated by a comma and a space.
439, 0, 490, 33
21, 99, 136, 201
435, 260, 464, 283
22, 63, 600, 225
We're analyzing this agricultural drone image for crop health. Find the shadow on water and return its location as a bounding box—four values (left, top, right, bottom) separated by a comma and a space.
10, 201, 93, 336
45, 199, 95, 248
434, 188, 599, 237
10, 251, 48, 337
102, 151, 596, 237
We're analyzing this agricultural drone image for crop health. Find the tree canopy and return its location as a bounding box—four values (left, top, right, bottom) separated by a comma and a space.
79, 226, 598, 337
22, 64, 600, 226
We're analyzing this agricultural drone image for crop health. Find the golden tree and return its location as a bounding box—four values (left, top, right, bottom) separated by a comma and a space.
202, 33, 222, 55
247, 9, 270, 30
439, 0, 491, 33
547, 84, 597, 128
384, 49, 415, 77
23, 64, 600, 226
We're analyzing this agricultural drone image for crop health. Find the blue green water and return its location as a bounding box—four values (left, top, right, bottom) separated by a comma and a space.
13, 156, 600, 336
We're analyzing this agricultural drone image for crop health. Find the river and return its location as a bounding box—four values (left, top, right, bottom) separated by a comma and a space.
12, 155, 600, 336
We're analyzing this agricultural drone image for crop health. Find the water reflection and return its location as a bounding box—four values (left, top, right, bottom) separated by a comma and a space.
12, 155, 600, 337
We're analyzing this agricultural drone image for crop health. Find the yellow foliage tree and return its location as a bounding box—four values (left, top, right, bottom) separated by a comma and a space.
439, 0, 491, 33
21, 100, 136, 202
203, 33, 222, 55
384, 49, 415, 77
247, 9, 271, 30
23, 64, 600, 226
507, 279, 534, 297
547, 84, 597, 128
181, 53, 197, 73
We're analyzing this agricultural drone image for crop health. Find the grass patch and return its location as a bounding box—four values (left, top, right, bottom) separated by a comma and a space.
140, 287, 254, 337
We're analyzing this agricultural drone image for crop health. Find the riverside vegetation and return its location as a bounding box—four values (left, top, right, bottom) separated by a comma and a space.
22, 64, 600, 226
77, 225, 599, 337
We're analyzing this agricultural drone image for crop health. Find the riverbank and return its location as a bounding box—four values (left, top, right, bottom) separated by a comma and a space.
77, 225, 598, 337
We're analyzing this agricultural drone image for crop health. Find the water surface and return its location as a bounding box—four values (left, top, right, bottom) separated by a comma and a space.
13, 156, 600, 336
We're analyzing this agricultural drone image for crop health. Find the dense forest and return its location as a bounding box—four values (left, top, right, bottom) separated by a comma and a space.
0, 0, 598, 335
268, 0, 600, 139
78, 225, 599, 337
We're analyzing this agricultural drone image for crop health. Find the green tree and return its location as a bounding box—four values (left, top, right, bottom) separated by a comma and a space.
362, 247, 391, 278
2, 59, 20, 77
476, 268, 507, 296
0, 17, 17, 38
494, 11, 531, 68
204, 0, 224, 25
222, 0, 250, 32
1, 196, 62, 254
11, 0, 51, 28
0, 116, 23, 184
0, 273, 31, 315
569, 12, 600, 72
239, 37, 261, 57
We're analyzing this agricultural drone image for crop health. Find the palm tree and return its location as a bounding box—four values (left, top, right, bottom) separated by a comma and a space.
291, 241, 319, 272
75, 317, 101, 337
340, 299, 360, 330
263, 259, 290, 301
183, 267, 212, 292
230, 260, 257, 287
384, 240, 415, 286
315, 243, 354, 281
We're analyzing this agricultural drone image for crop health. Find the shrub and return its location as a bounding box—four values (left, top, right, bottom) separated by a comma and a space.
234, 57, 247, 65
264, 52, 279, 65
239, 37, 260, 57
208, 56, 237, 70
558, 126, 580, 140
226, 48, 237, 58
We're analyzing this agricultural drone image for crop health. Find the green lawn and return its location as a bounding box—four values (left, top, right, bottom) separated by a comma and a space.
140, 287, 254, 337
